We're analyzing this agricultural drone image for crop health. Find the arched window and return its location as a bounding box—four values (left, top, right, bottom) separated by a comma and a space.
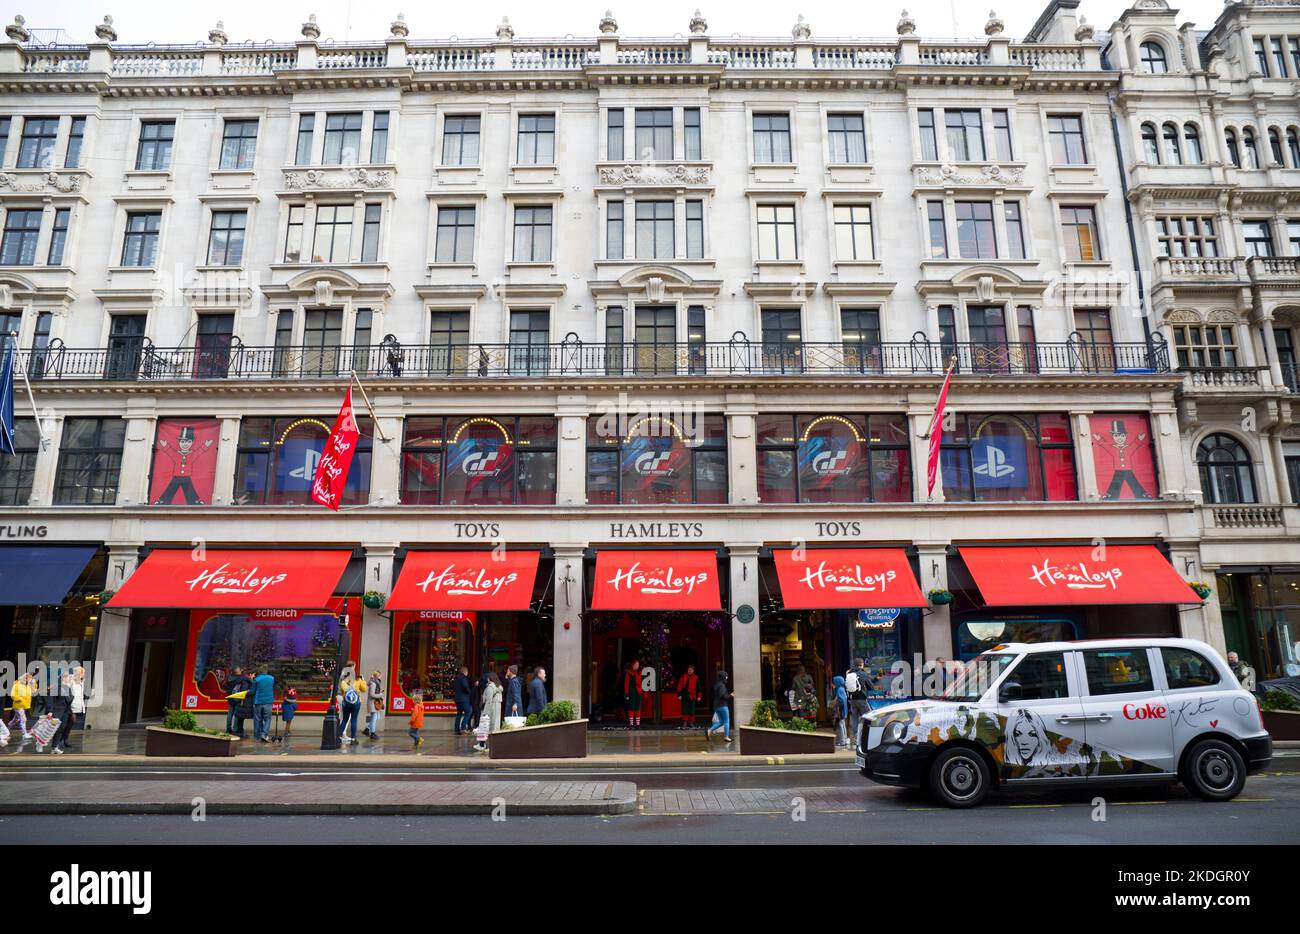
1162, 123, 1182, 164
1243, 127, 1261, 169
1225, 128, 1241, 167
1288, 127, 1300, 167
1269, 127, 1285, 166
1197, 434, 1256, 505
1140, 41, 1168, 73
1183, 123, 1203, 163
1141, 122, 1161, 163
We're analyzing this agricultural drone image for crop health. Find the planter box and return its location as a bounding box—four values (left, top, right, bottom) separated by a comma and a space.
488, 718, 588, 759
1262, 709, 1300, 741
145, 726, 239, 758
738, 725, 837, 756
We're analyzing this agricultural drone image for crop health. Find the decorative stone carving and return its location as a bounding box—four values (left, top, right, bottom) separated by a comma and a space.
314, 280, 333, 305
1167, 309, 1202, 324
0, 171, 83, 194
6, 15, 29, 43
915, 163, 1024, 186
792, 14, 811, 41
599, 10, 618, 35
1074, 16, 1095, 42
208, 21, 227, 46
1207, 309, 1239, 324
94, 15, 117, 42
390, 13, 408, 39
301, 14, 320, 40
897, 9, 916, 36
598, 163, 710, 185
496, 17, 514, 41
284, 167, 392, 190
689, 9, 707, 35
984, 10, 1004, 37
645, 276, 665, 302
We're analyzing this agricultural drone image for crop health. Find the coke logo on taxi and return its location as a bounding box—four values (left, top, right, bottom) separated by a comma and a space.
1122, 701, 1167, 720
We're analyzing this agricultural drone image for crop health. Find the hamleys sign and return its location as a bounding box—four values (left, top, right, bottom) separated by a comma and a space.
185, 563, 289, 596
773, 548, 926, 610
107, 550, 351, 610
959, 545, 1202, 606
1028, 559, 1123, 591
387, 550, 540, 611
591, 550, 722, 611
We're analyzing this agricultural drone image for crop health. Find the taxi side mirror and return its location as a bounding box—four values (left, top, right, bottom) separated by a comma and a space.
999, 681, 1023, 702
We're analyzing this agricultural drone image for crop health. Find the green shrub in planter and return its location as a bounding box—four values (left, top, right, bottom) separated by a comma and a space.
781, 716, 816, 733
927, 588, 954, 606
749, 699, 780, 729
163, 708, 198, 732
524, 700, 578, 726
1262, 689, 1300, 712
362, 591, 385, 609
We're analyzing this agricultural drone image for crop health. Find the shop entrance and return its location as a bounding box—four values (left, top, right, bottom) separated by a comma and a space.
132, 641, 173, 722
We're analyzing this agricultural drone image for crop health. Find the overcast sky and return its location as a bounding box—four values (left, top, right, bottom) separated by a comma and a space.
27, 0, 1231, 45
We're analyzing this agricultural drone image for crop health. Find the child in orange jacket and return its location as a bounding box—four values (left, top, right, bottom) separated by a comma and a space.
408, 693, 425, 748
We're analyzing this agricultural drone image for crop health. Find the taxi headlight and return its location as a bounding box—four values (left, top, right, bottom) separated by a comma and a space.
883, 720, 905, 743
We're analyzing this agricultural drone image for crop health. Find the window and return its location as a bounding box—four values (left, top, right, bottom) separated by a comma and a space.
1048, 114, 1086, 164
1162, 123, 1182, 164
684, 108, 701, 160
588, 413, 726, 505
687, 304, 706, 374
284, 206, 305, 262
632, 305, 676, 374
945, 109, 984, 161
635, 108, 673, 161
1242, 220, 1274, 257
1225, 128, 1241, 167
1243, 127, 1261, 169
1083, 648, 1154, 695
606, 109, 624, 161
369, 111, 389, 163
1290, 219, 1300, 256
135, 120, 174, 171
1141, 122, 1160, 164
756, 413, 910, 503
926, 200, 948, 258
121, 211, 161, 267
1004, 202, 1026, 259
1173, 323, 1238, 369
105, 315, 146, 379
1006, 652, 1070, 701
966, 305, 1016, 373
1288, 128, 1300, 167
512, 205, 553, 262
752, 113, 792, 163
757, 204, 797, 260
403, 416, 557, 506
359, 203, 382, 262
1155, 215, 1219, 258
352, 308, 372, 367
992, 109, 1013, 161
54, 418, 125, 505
1273, 37, 1288, 77
1183, 123, 1203, 163
605, 305, 625, 374
272, 309, 294, 376
955, 201, 997, 259
47, 208, 70, 265
193, 314, 235, 379
1060, 205, 1100, 261
219, 119, 258, 170
761, 308, 803, 372
65, 116, 86, 168
937, 305, 957, 362
516, 113, 555, 165
833, 204, 874, 260
1162, 647, 1220, 689
301, 309, 343, 376
206, 210, 247, 265
442, 115, 480, 166
827, 113, 867, 163
685, 199, 704, 259
1254, 38, 1270, 76
294, 113, 315, 165
1286, 442, 1300, 501
841, 308, 882, 373
17, 117, 58, 169
311, 205, 353, 263
1197, 434, 1256, 504
1139, 41, 1167, 74
508, 309, 550, 375
1292, 38, 1300, 78
235, 415, 372, 506
635, 201, 674, 259
0, 417, 38, 505
0, 209, 42, 266
1270, 127, 1285, 166
0, 117, 10, 165
605, 200, 624, 260
427, 310, 470, 375
940, 413, 1077, 502
1073, 308, 1114, 371
918, 109, 938, 161
322, 112, 362, 165
434, 205, 475, 263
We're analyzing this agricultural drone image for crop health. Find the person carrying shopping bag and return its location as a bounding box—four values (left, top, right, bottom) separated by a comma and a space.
8, 671, 36, 740
474, 672, 503, 751
337, 671, 365, 744
364, 670, 385, 739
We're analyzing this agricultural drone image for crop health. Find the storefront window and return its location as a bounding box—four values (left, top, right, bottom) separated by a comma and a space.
1089, 413, 1157, 501
1246, 573, 1300, 679
54, 418, 125, 505
391, 611, 474, 714
234, 415, 372, 506
757, 413, 910, 503
940, 413, 1077, 502
0, 418, 40, 505
586, 413, 727, 505
0, 551, 107, 671
400, 416, 557, 505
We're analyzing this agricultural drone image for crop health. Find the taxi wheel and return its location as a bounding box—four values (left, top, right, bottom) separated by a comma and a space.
1182, 739, 1246, 802
929, 746, 990, 808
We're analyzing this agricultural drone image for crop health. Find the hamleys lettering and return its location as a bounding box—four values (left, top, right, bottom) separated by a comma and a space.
608, 562, 709, 596
798, 561, 897, 594
417, 565, 518, 597
185, 563, 289, 596
1123, 702, 1167, 720
1028, 559, 1123, 590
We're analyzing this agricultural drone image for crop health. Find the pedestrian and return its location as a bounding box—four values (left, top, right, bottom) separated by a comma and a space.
676, 664, 701, 730
831, 675, 850, 748
281, 687, 298, 737
706, 669, 733, 743
453, 666, 473, 735
251, 667, 275, 743
70, 666, 87, 738
1227, 651, 1257, 692
623, 658, 643, 728
338, 670, 364, 744
791, 665, 817, 721
846, 657, 871, 747
504, 665, 523, 720
479, 672, 503, 750
408, 692, 425, 748
528, 666, 548, 716
364, 670, 385, 739
47, 673, 75, 755
223, 667, 251, 738
8, 671, 35, 740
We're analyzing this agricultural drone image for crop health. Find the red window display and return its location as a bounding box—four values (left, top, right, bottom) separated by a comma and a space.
389, 610, 476, 715
586, 413, 727, 505
401, 416, 557, 505
939, 413, 1077, 502
149, 418, 219, 506
757, 413, 910, 503
1089, 413, 1157, 501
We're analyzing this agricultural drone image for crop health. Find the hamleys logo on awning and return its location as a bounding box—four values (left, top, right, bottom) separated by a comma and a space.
417, 564, 518, 597
1028, 559, 1123, 590
607, 562, 708, 596
798, 561, 896, 593
185, 563, 289, 596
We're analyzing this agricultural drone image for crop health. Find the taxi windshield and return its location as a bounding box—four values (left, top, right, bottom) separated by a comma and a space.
942, 653, 1018, 702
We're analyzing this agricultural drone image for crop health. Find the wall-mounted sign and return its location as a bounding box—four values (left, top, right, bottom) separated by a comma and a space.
857, 608, 901, 628
736, 604, 755, 624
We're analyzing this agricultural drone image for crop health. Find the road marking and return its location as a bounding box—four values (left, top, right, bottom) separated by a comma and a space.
820, 808, 867, 813
1234, 797, 1273, 802
1112, 801, 1166, 806
1008, 804, 1062, 809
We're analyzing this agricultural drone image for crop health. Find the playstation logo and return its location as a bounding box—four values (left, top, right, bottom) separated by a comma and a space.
973, 444, 1015, 479
289, 448, 321, 480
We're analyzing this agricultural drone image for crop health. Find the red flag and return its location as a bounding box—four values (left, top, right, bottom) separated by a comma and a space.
311, 387, 361, 511
926, 366, 954, 499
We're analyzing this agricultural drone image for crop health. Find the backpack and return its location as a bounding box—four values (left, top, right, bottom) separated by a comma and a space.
844, 671, 861, 695
344, 686, 360, 706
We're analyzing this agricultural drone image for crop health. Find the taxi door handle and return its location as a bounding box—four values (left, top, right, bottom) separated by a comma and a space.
1094, 713, 1113, 723
1055, 715, 1078, 724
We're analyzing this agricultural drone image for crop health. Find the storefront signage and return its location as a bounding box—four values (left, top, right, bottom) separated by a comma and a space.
0, 524, 48, 539
107, 550, 352, 610
773, 548, 926, 609
608, 521, 705, 540
387, 550, 541, 611
813, 521, 862, 538
858, 608, 901, 627
736, 604, 755, 624
591, 550, 722, 611
454, 522, 501, 539
959, 545, 1201, 606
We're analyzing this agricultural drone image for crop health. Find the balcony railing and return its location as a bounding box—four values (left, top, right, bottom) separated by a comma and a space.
1247, 255, 1300, 281
1207, 505, 1286, 530
1183, 366, 1269, 389
15, 336, 1170, 383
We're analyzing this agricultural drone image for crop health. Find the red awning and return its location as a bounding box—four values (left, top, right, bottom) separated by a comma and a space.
108, 549, 352, 609
959, 545, 1201, 606
387, 550, 540, 611
590, 550, 721, 611
773, 547, 926, 609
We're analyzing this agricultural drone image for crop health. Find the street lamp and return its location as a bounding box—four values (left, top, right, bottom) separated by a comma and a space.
320, 598, 351, 750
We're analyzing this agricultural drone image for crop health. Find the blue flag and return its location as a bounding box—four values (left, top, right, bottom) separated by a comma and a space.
0, 336, 16, 456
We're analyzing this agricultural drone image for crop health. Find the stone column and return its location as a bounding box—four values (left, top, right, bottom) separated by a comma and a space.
358, 544, 396, 694
1072, 411, 1100, 500
1151, 405, 1185, 497
1173, 549, 1225, 655
211, 417, 240, 505
27, 412, 64, 506
551, 545, 585, 707
90, 543, 142, 731
115, 413, 156, 507
916, 543, 952, 664
725, 395, 758, 504
556, 396, 588, 507
909, 408, 940, 502
728, 544, 762, 726
368, 399, 403, 506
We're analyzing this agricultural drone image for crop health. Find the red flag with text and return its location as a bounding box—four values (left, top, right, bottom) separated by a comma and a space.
311, 387, 360, 511
926, 368, 953, 498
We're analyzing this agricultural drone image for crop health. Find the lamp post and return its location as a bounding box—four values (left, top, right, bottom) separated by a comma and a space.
320, 598, 351, 750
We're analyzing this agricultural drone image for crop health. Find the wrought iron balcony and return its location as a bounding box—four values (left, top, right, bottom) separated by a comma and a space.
15, 334, 1170, 383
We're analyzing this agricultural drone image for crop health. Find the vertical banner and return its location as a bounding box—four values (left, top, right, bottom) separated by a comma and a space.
311, 387, 361, 511
926, 367, 954, 498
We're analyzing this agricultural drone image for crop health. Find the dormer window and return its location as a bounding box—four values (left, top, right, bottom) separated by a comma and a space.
1139, 41, 1168, 74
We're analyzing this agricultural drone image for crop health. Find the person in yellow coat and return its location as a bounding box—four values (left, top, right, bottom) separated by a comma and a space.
7, 671, 36, 740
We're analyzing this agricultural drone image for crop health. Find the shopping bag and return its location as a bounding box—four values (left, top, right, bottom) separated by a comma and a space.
0, 718, 9, 744
31, 715, 59, 748
474, 713, 490, 743
503, 716, 526, 730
